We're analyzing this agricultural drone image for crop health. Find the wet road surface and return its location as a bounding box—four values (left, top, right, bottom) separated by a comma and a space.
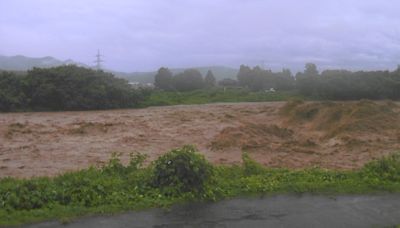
25, 194, 400, 228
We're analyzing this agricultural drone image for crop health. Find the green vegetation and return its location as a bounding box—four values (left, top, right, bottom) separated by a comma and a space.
204, 70, 217, 88
1, 146, 399, 226
0, 65, 149, 112
152, 145, 213, 193
2, 62, 400, 112
152, 63, 400, 105
237, 65, 295, 91
140, 88, 299, 107
235, 63, 400, 100
295, 63, 400, 100
154, 68, 208, 91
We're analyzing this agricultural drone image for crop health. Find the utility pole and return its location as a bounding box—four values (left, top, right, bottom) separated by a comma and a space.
94, 49, 104, 70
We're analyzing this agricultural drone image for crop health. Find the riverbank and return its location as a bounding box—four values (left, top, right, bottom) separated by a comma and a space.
23, 194, 400, 228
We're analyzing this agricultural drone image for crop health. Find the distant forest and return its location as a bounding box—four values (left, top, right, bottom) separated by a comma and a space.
1, 63, 400, 112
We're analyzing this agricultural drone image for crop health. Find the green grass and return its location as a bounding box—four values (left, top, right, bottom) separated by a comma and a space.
1, 149, 400, 226
139, 88, 302, 107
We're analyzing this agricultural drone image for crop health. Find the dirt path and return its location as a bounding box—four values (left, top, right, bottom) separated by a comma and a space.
1, 101, 399, 178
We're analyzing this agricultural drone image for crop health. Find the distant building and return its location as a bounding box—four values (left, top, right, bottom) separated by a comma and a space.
128, 82, 154, 89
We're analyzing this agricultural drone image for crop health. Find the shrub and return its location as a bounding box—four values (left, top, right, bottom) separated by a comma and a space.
363, 152, 400, 181
102, 152, 147, 176
152, 145, 213, 193
1, 178, 54, 210
242, 152, 266, 176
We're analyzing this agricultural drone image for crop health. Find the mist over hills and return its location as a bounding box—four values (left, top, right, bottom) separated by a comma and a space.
0, 55, 90, 71
0, 55, 239, 83
114, 66, 238, 83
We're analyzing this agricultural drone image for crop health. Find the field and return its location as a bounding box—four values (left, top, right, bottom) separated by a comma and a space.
139, 88, 300, 107
1, 100, 399, 178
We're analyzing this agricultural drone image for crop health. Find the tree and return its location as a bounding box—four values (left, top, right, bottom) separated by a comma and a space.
237, 65, 252, 87
154, 67, 173, 90
304, 63, 319, 77
296, 63, 320, 96
0, 71, 26, 111
275, 68, 295, 91
22, 65, 145, 111
173, 69, 205, 91
204, 70, 216, 87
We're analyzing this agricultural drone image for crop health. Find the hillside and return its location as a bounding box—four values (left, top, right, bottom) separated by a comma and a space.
0, 55, 89, 71
0, 55, 238, 83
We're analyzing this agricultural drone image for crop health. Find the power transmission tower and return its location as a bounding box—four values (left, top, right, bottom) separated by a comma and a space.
94, 49, 104, 70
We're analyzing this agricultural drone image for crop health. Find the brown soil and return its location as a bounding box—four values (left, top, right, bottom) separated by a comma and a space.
1, 101, 399, 178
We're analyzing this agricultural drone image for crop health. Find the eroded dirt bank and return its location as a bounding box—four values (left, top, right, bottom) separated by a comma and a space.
1, 101, 399, 178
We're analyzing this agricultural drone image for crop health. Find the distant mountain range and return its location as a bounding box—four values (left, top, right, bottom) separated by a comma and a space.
0, 55, 238, 83
0, 55, 89, 71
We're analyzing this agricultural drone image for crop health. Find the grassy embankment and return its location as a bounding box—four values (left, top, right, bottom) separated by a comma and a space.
1, 147, 399, 226
139, 88, 302, 107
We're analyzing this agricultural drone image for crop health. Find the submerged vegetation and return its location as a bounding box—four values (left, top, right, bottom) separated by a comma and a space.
1, 146, 399, 226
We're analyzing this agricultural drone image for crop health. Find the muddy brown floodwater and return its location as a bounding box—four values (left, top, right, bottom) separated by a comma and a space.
1, 101, 399, 178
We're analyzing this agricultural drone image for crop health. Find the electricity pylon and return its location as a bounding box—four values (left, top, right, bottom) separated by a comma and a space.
94, 49, 104, 70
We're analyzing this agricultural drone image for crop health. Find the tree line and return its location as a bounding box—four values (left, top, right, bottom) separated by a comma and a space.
1, 63, 400, 112
153, 63, 400, 100
295, 63, 400, 100
0, 65, 148, 112
154, 68, 216, 91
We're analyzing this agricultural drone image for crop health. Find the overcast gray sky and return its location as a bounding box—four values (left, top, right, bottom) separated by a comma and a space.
1, 0, 400, 72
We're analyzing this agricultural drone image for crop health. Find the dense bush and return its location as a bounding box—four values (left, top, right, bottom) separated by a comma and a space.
0, 71, 27, 111
295, 65, 400, 100
363, 152, 400, 181
154, 67, 173, 91
173, 69, 205, 91
152, 145, 213, 193
236, 63, 400, 100
237, 65, 295, 91
242, 152, 266, 176
154, 68, 210, 92
0, 65, 150, 112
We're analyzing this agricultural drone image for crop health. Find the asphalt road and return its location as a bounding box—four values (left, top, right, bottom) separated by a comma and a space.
24, 194, 400, 228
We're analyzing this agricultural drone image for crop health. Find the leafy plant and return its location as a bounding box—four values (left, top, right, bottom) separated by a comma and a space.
152, 145, 213, 193
242, 152, 266, 176
363, 152, 400, 181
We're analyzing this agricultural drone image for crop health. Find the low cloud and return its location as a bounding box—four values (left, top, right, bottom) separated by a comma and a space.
1, 0, 399, 72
